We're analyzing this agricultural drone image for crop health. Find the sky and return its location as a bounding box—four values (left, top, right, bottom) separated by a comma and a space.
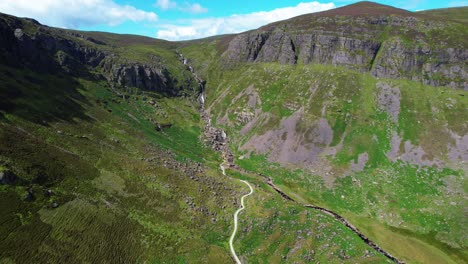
0, 0, 466, 41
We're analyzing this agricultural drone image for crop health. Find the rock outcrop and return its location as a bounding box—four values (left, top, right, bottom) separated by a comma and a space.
100, 58, 181, 95
0, 13, 195, 96
0, 17, 105, 74
222, 4, 467, 90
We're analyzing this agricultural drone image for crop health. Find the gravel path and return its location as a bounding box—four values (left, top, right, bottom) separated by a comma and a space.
226, 166, 254, 264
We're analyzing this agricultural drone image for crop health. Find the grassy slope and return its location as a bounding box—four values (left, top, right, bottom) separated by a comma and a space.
227, 169, 390, 264
0, 62, 242, 262
90, 6, 467, 263
0, 63, 391, 263
0, 22, 389, 264
418, 7, 468, 24
1, 6, 467, 263
179, 37, 467, 263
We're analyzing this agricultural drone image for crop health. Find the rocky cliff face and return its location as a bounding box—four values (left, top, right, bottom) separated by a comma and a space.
0, 13, 193, 96
0, 17, 105, 73
100, 58, 182, 96
223, 13, 467, 90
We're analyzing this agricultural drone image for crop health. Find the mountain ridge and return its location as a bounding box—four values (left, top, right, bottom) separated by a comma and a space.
220, 2, 467, 89
0, 2, 467, 263
176, 3, 467, 263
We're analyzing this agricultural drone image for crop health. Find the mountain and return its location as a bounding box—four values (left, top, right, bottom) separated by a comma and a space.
0, 2, 467, 264
222, 1, 467, 89
180, 2, 468, 263
0, 11, 241, 263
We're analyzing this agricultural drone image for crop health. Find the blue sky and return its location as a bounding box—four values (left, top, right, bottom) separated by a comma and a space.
0, 0, 466, 40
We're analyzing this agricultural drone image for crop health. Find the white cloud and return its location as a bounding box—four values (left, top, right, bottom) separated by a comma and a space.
180, 3, 208, 14
155, 0, 177, 10
155, 0, 207, 14
156, 1, 335, 40
0, 0, 158, 28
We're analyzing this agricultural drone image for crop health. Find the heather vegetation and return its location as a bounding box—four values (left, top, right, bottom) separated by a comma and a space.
0, 2, 467, 263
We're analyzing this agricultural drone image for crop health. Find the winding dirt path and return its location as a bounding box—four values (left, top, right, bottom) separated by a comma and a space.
221, 162, 254, 264
188, 57, 403, 263
229, 179, 254, 264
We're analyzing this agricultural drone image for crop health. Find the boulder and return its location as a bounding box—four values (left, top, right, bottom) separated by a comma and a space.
25, 188, 34, 201
0, 170, 17, 185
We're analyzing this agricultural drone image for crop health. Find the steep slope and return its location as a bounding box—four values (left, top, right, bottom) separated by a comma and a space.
1, 2, 467, 263
0, 12, 201, 97
0, 12, 243, 263
222, 1, 467, 90
179, 3, 468, 264
0, 11, 395, 264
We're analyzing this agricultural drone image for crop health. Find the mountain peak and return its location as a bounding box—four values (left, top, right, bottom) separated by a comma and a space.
259, 1, 415, 33
312, 1, 413, 17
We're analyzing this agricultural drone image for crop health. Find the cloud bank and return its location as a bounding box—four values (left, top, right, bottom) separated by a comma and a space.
0, 0, 158, 28
156, 1, 335, 40
155, 0, 177, 10
155, 0, 207, 14
0, 0, 334, 41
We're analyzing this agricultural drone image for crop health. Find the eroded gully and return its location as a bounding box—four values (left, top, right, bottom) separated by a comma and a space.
179, 52, 403, 264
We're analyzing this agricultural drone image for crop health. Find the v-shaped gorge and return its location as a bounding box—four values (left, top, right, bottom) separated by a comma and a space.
0, 2, 466, 263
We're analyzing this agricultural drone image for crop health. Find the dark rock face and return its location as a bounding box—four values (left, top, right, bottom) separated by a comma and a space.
371, 39, 467, 89
100, 59, 182, 96
255, 32, 297, 64
0, 14, 189, 96
224, 32, 269, 63
25, 188, 34, 201
225, 29, 381, 72
223, 16, 467, 89
0, 18, 106, 74
295, 33, 381, 70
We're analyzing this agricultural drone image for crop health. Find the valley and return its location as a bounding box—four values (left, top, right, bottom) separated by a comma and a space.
0, 1, 467, 263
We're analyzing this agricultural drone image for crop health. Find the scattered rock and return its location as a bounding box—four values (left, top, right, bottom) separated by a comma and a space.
25, 188, 34, 201
45, 189, 53, 197
0, 170, 18, 185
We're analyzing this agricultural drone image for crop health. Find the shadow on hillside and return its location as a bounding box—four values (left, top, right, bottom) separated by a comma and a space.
0, 63, 93, 125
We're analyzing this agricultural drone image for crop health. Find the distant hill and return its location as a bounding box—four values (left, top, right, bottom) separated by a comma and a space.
418, 6, 468, 24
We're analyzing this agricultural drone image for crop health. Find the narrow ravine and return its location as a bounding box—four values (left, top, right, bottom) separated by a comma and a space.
180, 53, 255, 264
181, 52, 402, 264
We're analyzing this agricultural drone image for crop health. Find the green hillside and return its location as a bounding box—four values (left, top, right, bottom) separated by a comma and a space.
1, 2, 467, 264
178, 10, 468, 261
418, 6, 468, 24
